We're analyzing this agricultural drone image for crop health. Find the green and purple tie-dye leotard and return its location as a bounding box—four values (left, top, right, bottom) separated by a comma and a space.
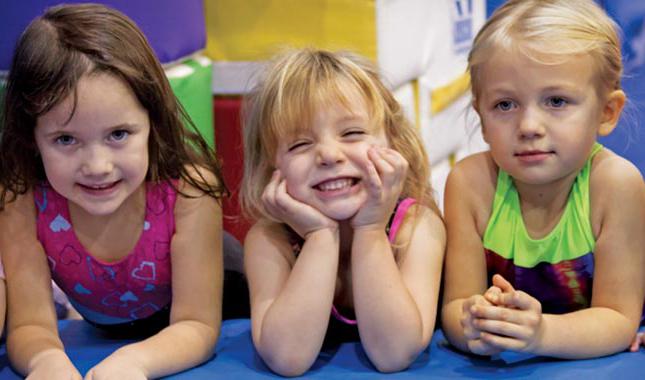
483, 144, 602, 314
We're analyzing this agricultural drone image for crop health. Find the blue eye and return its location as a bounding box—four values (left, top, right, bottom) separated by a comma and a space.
547, 97, 568, 108
495, 100, 516, 112
55, 135, 76, 146
110, 129, 129, 141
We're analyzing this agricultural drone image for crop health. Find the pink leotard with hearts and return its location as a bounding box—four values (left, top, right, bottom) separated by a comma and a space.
35, 181, 176, 325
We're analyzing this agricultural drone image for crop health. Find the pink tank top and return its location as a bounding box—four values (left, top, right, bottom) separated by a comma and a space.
35, 181, 177, 325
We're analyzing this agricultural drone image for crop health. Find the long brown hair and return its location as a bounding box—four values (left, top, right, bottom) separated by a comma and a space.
0, 3, 226, 208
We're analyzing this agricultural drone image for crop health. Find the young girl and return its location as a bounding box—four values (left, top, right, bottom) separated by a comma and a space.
241, 48, 445, 376
442, 0, 645, 359
0, 4, 225, 379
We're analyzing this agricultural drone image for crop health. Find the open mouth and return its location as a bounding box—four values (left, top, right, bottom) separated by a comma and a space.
313, 177, 360, 192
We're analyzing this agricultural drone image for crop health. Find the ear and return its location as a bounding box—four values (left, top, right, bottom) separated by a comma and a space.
598, 89, 626, 136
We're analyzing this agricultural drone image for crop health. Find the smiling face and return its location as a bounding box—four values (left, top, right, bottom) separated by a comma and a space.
274, 88, 389, 221
475, 49, 610, 188
35, 72, 150, 216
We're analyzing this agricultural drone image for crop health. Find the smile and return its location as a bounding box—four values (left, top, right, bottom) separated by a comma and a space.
313, 178, 358, 192
78, 180, 121, 193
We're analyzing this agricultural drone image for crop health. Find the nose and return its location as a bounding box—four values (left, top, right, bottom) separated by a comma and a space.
315, 141, 345, 166
80, 145, 113, 177
518, 106, 545, 140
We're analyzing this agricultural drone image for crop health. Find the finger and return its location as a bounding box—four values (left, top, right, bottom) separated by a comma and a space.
630, 338, 640, 352
380, 147, 408, 172
500, 290, 541, 312
480, 331, 528, 351
274, 179, 292, 212
630, 332, 644, 352
468, 338, 502, 356
474, 317, 531, 340
262, 171, 280, 204
492, 274, 515, 293
484, 286, 503, 305
471, 304, 522, 324
363, 149, 383, 195
368, 146, 396, 174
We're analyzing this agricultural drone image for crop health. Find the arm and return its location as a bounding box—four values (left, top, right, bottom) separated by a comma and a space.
441, 154, 500, 355
0, 191, 81, 379
348, 146, 445, 371
245, 169, 340, 376
245, 224, 339, 377
351, 205, 445, 372
86, 173, 223, 379
473, 156, 645, 358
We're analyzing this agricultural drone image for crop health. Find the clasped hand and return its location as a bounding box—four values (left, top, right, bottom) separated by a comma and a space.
462, 274, 545, 355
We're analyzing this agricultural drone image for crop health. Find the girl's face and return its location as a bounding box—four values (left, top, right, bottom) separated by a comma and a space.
274, 90, 389, 221
475, 50, 616, 189
35, 73, 150, 217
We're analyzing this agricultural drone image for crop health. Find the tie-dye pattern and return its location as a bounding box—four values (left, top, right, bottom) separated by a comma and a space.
483, 144, 602, 314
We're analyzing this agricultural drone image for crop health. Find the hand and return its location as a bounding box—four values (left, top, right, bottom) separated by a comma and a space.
351, 146, 408, 230
629, 332, 645, 352
26, 349, 82, 380
263, 169, 337, 238
84, 352, 147, 380
472, 274, 545, 353
461, 295, 502, 356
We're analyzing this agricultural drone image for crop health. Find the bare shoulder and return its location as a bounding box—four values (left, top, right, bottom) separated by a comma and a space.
173, 165, 222, 214
445, 151, 497, 230
447, 152, 497, 200
177, 164, 223, 198
589, 149, 645, 228
244, 219, 296, 266
590, 149, 644, 192
394, 203, 446, 259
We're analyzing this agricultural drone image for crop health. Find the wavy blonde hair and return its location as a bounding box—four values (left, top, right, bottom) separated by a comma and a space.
469, 0, 622, 100
241, 48, 437, 221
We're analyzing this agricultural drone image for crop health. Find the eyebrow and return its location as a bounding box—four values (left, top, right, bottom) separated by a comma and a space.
335, 114, 367, 124
41, 122, 141, 138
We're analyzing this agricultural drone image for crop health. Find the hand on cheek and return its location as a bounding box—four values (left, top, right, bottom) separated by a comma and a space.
351, 146, 408, 230
262, 170, 337, 238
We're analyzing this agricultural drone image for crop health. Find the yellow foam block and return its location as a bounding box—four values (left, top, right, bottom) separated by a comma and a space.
205, 0, 376, 62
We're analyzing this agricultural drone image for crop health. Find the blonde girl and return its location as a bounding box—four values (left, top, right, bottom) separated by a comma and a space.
442, 0, 645, 359
241, 48, 445, 376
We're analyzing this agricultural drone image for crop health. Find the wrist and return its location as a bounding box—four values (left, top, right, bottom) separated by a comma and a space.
352, 223, 387, 236
303, 225, 339, 241
28, 348, 69, 372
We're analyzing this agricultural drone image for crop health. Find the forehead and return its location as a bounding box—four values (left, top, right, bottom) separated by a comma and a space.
278, 79, 374, 136
36, 72, 146, 131
477, 49, 597, 95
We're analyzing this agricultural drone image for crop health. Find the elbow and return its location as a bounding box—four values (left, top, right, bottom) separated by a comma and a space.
259, 346, 316, 377
368, 338, 428, 373
370, 350, 418, 373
